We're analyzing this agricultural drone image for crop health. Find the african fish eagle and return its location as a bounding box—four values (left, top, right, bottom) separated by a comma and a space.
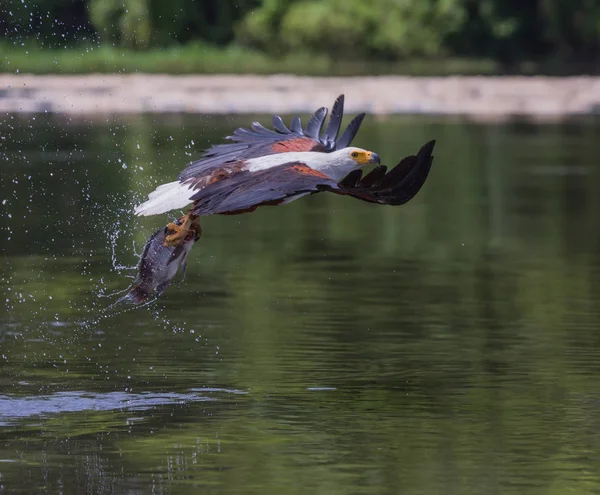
134, 95, 435, 246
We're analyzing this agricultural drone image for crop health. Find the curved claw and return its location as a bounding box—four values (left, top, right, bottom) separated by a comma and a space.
164, 214, 196, 247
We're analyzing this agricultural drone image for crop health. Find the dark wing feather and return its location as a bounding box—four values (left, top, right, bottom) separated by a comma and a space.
337, 169, 362, 188
251, 121, 279, 136
272, 115, 290, 134
326, 140, 435, 205
305, 107, 327, 139
323, 95, 344, 148
178, 95, 366, 182
290, 116, 303, 134
378, 155, 417, 189
190, 163, 337, 216
336, 113, 366, 149
358, 165, 388, 188
230, 128, 264, 141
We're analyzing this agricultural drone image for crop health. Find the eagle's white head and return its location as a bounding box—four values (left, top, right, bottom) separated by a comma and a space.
312, 147, 381, 180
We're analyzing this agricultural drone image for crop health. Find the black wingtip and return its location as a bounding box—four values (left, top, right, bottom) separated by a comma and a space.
418, 140, 436, 159
380, 155, 417, 189
395, 155, 434, 204
359, 165, 388, 188
387, 140, 436, 205
338, 168, 363, 188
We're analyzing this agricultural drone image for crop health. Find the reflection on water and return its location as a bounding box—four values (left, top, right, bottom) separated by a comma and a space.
1, 113, 600, 494
0, 392, 210, 426
0, 389, 249, 426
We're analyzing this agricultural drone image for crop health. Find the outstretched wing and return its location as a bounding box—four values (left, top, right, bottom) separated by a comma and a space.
178, 95, 365, 182
189, 141, 435, 216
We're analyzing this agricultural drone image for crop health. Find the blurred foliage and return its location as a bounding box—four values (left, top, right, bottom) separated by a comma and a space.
0, 41, 500, 75
1, 0, 600, 71
240, 0, 468, 59
88, 0, 152, 48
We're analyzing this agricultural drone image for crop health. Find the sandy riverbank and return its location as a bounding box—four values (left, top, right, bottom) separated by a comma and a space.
1, 74, 600, 118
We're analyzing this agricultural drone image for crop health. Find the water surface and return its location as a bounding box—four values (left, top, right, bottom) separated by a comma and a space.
2, 113, 600, 494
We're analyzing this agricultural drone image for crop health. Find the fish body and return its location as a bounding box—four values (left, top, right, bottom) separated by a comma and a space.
118, 219, 200, 305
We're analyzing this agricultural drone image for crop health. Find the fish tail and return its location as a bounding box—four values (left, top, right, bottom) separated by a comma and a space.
117, 285, 150, 305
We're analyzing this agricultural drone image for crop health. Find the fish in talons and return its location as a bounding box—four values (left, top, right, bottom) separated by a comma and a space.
118, 216, 201, 305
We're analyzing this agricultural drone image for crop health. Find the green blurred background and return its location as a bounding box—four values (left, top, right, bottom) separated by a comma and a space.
2, 0, 600, 75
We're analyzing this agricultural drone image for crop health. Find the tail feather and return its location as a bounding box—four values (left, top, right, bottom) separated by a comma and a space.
134, 181, 195, 216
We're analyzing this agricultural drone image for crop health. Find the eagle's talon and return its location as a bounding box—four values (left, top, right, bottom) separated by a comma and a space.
164, 214, 193, 247
164, 228, 188, 247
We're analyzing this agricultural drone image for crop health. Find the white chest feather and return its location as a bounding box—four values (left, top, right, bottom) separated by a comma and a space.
245, 150, 359, 181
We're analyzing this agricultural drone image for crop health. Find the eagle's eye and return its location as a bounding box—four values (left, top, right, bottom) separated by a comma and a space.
351, 151, 360, 158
